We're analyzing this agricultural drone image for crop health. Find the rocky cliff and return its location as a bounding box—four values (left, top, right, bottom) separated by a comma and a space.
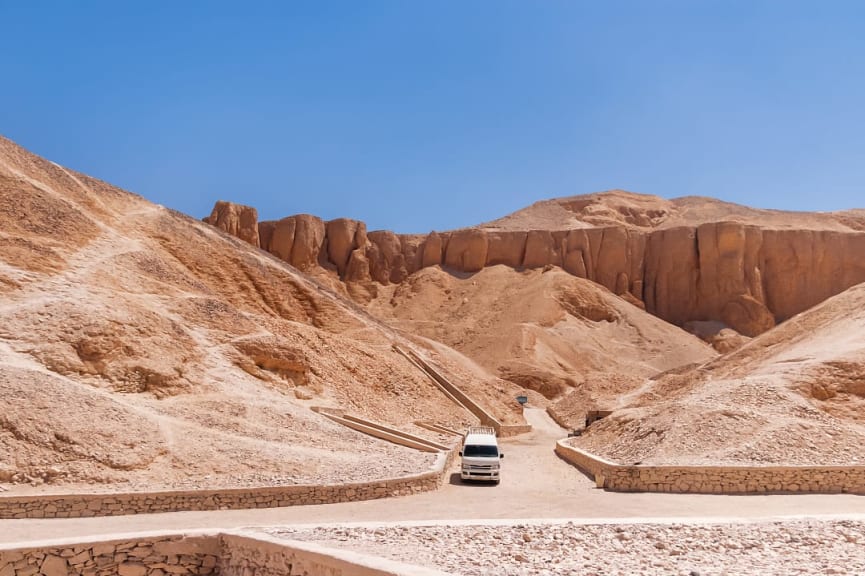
204, 196, 865, 336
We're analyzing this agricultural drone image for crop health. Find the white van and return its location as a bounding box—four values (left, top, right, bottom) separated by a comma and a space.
459, 426, 503, 484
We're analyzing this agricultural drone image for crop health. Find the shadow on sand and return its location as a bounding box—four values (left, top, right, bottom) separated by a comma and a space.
448, 472, 500, 487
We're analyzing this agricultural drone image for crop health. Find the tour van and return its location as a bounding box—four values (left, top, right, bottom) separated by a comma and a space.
459, 426, 503, 484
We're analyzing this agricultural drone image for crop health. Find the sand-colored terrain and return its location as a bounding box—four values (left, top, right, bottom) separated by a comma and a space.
3, 128, 865, 576
571, 281, 865, 465
482, 189, 865, 231
0, 136, 479, 493
3, 130, 865, 503
368, 265, 714, 407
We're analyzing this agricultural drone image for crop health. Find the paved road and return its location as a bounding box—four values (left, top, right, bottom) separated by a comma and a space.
3, 408, 865, 543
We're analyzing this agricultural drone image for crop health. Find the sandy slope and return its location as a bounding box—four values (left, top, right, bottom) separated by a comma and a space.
0, 135, 480, 492
368, 265, 715, 413
484, 189, 865, 231
571, 281, 865, 465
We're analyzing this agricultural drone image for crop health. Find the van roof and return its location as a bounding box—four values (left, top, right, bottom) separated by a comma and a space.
464, 433, 498, 446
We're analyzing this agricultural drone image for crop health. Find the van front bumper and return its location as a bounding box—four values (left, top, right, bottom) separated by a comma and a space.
460, 465, 500, 482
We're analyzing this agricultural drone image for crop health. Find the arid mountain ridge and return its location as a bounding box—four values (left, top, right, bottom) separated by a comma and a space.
206, 193, 865, 337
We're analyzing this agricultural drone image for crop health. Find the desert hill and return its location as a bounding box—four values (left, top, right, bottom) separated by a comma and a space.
483, 189, 865, 231
367, 265, 715, 401
0, 135, 495, 492
203, 190, 865, 469
206, 191, 865, 338
570, 280, 865, 465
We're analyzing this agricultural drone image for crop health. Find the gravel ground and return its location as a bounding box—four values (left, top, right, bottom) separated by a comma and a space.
269, 519, 865, 575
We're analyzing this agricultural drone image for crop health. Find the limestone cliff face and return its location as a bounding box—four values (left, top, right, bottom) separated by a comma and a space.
205, 201, 865, 336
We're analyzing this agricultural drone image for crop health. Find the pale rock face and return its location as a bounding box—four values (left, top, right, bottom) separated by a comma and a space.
291, 214, 327, 270
421, 232, 444, 268
368, 230, 408, 283
203, 201, 260, 247
523, 230, 562, 269
206, 199, 865, 337
326, 218, 367, 276
485, 231, 526, 267
259, 214, 327, 271
344, 248, 371, 283
443, 229, 488, 272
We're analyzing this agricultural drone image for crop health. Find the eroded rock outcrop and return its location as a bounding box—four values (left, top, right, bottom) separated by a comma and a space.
203, 201, 260, 247
206, 201, 865, 336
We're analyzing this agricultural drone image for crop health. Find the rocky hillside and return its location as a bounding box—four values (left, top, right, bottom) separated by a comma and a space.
367, 265, 715, 401
570, 281, 865, 465
205, 192, 865, 337
0, 135, 491, 492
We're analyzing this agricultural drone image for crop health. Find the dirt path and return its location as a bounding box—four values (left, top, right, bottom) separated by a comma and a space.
2, 408, 865, 543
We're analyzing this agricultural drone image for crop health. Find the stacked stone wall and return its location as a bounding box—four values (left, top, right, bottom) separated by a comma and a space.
220, 533, 448, 576
0, 534, 220, 576
1, 532, 448, 576
0, 452, 452, 520
556, 440, 865, 494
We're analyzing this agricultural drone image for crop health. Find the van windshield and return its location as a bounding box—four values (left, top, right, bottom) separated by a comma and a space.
463, 444, 499, 457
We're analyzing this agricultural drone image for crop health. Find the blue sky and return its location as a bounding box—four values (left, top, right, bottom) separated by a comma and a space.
2, 1, 864, 233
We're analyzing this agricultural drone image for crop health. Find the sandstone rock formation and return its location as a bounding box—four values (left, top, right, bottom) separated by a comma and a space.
207, 195, 865, 337
203, 201, 259, 247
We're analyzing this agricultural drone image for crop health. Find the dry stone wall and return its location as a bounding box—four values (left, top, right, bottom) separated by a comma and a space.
220, 533, 448, 576
0, 453, 451, 520
556, 440, 865, 494
0, 532, 447, 576
0, 534, 220, 576
205, 202, 865, 336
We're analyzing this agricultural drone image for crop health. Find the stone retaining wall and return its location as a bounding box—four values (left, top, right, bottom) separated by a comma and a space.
221, 533, 448, 576
556, 440, 865, 494
0, 533, 220, 576
396, 347, 503, 431
0, 452, 453, 520
0, 531, 449, 576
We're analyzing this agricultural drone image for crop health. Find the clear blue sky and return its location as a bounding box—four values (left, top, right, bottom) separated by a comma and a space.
2, 1, 864, 233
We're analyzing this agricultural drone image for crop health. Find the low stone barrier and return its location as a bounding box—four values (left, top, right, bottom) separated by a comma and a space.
394, 346, 503, 431
0, 452, 453, 520
556, 440, 865, 495
0, 530, 450, 576
221, 532, 449, 576
0, 532, 221, 576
